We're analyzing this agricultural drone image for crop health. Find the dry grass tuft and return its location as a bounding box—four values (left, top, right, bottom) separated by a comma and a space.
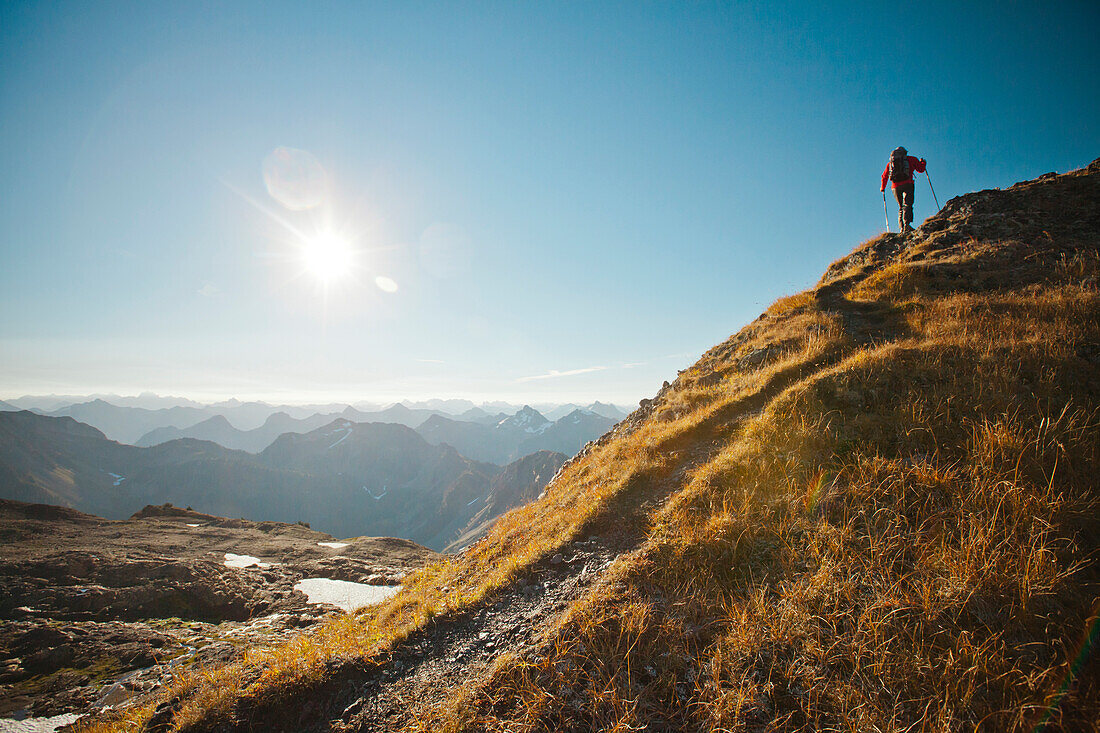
77, 165, 1100, 732
415, 228, 1100, 730
766, 291, 814, 317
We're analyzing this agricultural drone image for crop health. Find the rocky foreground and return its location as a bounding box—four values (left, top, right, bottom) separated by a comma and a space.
0, 500, 440, 722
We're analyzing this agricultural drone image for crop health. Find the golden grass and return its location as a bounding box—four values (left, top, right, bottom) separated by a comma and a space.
416, 260, 1100, 730
848, 261, 932, 300
77, 212, 1100, 731
766, 291, 814, 317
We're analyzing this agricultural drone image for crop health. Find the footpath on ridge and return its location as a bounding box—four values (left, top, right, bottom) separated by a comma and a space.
88, 157, 1100, 732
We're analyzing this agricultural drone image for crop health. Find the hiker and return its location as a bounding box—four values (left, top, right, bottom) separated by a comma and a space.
881, 147, 927, 232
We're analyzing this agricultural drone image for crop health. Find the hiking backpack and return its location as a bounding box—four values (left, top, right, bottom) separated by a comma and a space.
888, 148, 910, 183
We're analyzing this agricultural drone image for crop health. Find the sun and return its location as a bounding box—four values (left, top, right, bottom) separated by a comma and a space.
302, 231, 353, 282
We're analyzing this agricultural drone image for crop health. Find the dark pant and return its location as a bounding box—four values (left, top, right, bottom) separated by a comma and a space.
894, 182, 915, 229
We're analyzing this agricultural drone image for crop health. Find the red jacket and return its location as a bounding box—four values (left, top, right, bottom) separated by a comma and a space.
881, 156, 926, 190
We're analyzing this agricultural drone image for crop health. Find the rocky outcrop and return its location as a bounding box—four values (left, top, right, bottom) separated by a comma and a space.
0, 500, 440, 719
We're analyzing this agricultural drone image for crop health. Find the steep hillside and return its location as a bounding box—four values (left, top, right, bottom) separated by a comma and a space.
78, 160, 1099, 732
443, 450, 568, 553
0, 411, 135, 517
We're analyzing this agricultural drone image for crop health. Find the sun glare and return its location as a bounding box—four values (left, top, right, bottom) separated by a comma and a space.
303, 231, 353, 282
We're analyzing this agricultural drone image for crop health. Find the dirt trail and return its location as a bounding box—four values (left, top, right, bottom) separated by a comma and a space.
159, 163, 1100, 733
163, 269, 899, 733
302, 296, 897, 733
330, 196, 1100, 731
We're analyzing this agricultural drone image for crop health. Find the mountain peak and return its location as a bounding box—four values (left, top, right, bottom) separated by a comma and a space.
419, 413, 455, 428
498, 405, 550, 433
263, 411, 292, 424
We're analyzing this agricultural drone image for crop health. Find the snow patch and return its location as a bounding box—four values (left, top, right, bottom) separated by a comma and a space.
224, 553, 271, 569
363, 486, 388, 500
0, 713, 82, 733
324, 420, 352, 435
293, 578, 400, 612
317, 542, 349, 549
327, 426, 353, 450
186, 523, 202, 527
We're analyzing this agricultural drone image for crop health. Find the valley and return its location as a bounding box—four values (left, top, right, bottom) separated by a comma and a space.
0, 405, 608, 551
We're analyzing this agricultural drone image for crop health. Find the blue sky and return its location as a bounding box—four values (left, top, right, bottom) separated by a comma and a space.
1, 1, 1097, 404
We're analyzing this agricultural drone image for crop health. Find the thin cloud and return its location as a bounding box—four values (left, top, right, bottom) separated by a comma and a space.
621, 362, 647, 369
197, 283, 219, 297
415, 358, 446, 364
515, 366, 607, 383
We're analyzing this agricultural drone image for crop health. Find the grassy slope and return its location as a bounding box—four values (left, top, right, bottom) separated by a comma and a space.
78, 160, 1100, 732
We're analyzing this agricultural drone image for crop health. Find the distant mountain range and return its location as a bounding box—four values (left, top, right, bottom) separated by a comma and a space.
2, 393, 380, 414
417, 406, 617, 464
46, 400, 212, 445
136, 412, 338, 453
2, 395, 627, 447
0, 411, 568, 551
134, 404, 448, 451
543, 401, 625, 422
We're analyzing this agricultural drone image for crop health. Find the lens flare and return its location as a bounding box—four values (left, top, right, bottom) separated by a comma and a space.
375, 275, 398, 292
262, 147, 326, 211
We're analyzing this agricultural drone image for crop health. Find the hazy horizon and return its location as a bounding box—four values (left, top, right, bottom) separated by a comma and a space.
0, 390, 634, 411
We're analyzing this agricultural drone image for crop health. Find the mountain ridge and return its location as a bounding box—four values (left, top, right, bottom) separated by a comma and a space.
0, 412, 567, 551
417, 405, 615, 464
71, 158, 1100, 731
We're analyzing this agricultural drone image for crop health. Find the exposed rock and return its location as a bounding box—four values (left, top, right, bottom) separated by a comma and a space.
0, 499, 440, 719
739, 346, 777, 368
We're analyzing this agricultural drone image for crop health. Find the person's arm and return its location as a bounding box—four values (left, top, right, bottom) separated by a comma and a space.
912, 156, 927, 174
881, 166, 889, 191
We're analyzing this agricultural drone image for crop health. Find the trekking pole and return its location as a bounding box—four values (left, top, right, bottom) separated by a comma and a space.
925, 170, 940, 210
882, 190, 890, 232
